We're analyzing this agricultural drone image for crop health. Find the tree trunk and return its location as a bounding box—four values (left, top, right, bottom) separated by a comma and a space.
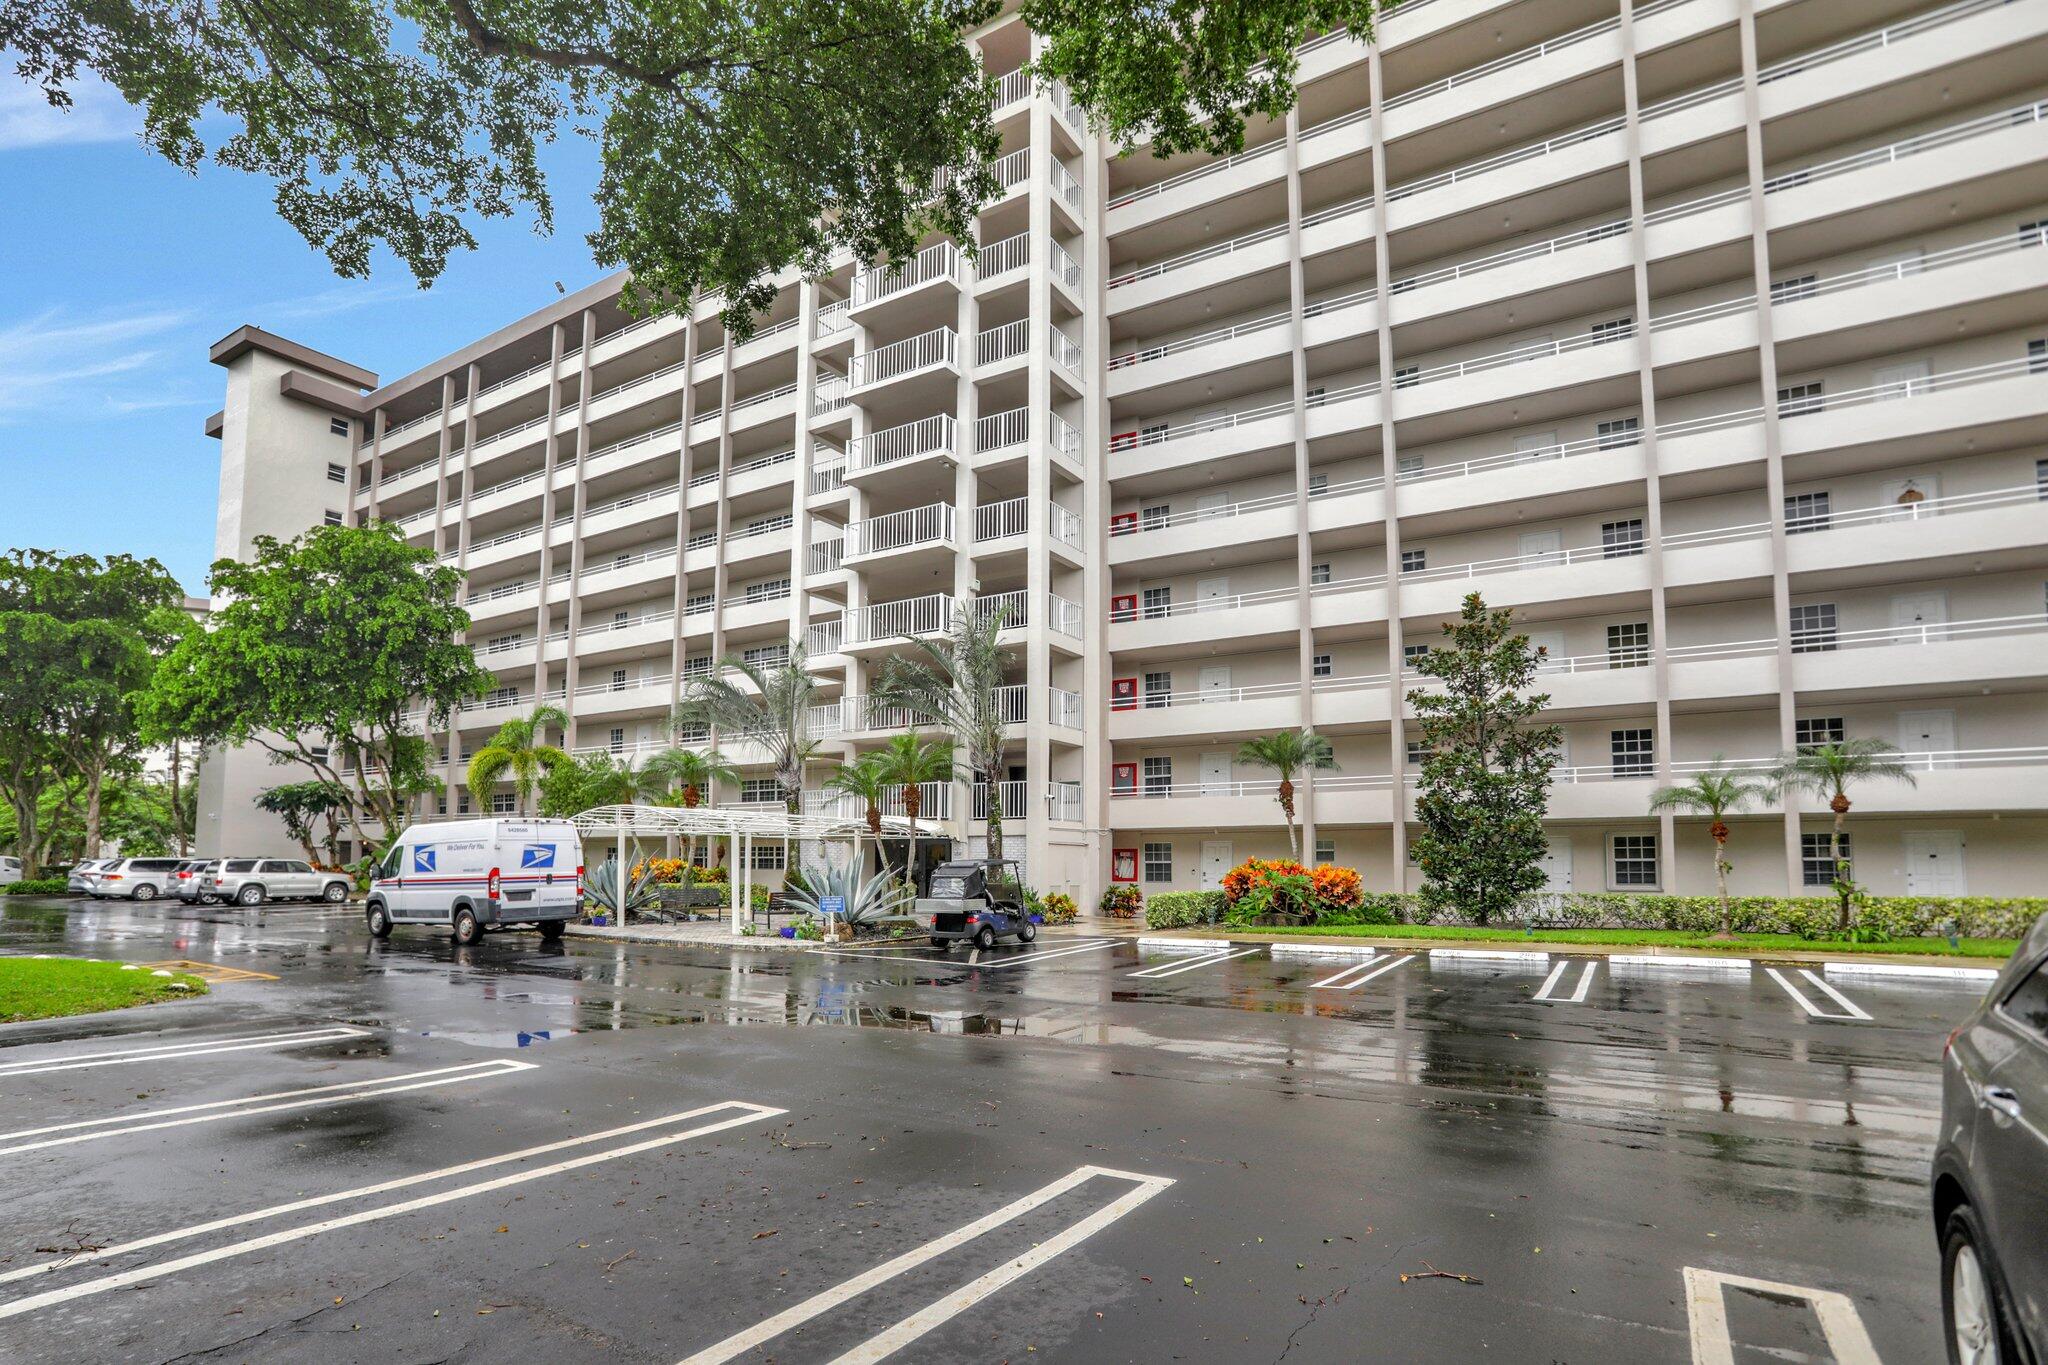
1830, 794, 1852, 930
168, 739, 187, 856
1712, 829, 1733, 939
82, 757, 105, 860
983, 759, 1005, 863
1277, 779, 1298, 859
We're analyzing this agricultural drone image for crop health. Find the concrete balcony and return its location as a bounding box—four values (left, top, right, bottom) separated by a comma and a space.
1112, 587, 1302, 656
561, 545, 677, 598
464, 579, 543, 629
568, 608, 677, 663
850, 242, 963, 323
1109, 491, 1302, 571
848, 327, 960, 406
571, 675, 674, 722
844, 502, 956, 567
848, 414, 960, 489
1108, 774, 1395, 830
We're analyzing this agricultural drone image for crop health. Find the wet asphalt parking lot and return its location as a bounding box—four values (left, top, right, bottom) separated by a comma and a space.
0, 895, 1992, 1363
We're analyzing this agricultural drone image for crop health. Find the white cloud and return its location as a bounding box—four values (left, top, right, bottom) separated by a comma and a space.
0, 306, 191, 420
265, 281, 421, 322
0, 75, 138, 152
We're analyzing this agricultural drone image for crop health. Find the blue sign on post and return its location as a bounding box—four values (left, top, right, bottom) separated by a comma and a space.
819, 895, 846, 918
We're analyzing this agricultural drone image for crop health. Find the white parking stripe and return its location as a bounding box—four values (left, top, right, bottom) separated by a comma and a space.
1534, 961, 1598, 1003
677, 1165, 1172, 1365
830, 1172, 1175, 1363
0, 1059, 535, 1158
1765, 967, 1870, 1021
0, 1100, 780, 1293
0, 1100, 782, 1318
1798, 969, 1873, 1021
0, 1026, 371, 1077
813, 940, 1116, 969
1684, 1267, 1881, 1365
1125, 947, 1262, 979
1309, 953, 1416, 991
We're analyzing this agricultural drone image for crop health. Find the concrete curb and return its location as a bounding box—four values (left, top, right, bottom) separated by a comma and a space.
1821, 960, 1999, 980
1134, 936, 1231, 950
1130, 927, 2008, 971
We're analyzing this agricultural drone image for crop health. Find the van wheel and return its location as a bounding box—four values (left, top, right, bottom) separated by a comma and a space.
453, 908, 483, 946
236, 884, 265, 907
974, 925, 996, 951
538, 919, 565, 942
366, 904, 394, 939
323, 881, 348, 903
133, 883, 157, 901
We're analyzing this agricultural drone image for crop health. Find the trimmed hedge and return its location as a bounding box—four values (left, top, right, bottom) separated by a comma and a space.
3, 878, 70, 896
1145, 890, 1227, 929
1143, 889, 2044, 939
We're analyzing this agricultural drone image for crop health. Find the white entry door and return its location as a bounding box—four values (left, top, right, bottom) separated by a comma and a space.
1512, 430, 1561, 463
1872, 358, 1931, 401
1519, 530, 1564, 566
1898, 709, 1955, 768
1889, 591, 1949, 643
1195, 492, 1231, 521
1195, 577, 1232, 612
1539, 836, 1573, 892
1200, 751, 1233, 794
1199, 666, 1233, 703
1904, 830, 1967, 895
1199, 840, 1234, 889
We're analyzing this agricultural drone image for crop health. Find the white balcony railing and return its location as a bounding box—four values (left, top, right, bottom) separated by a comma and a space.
974, 496, 1030, 542
816, 298, 852, 335
806, 615, 844, 656
977, 319, 1029, 365
1048, 780, 1083, 821
854, 241, 963, 307
1048, 157, 1082, 210
807, 538, 844, 574
845, 503, 956, 557
812, 371, 850, 415
1049, 688, 1082, 729
850, 327, 959, 388
1050, 413, 1082, 462
976, 231, 1030, 281
1048, 327, 1083, 374
809, 459, 846, 497
1049, 240, 1082, 290
850, 413, 957, 472
853, 593, 952, 643
976, 406, 1028, 454
972, 780, 1030, 821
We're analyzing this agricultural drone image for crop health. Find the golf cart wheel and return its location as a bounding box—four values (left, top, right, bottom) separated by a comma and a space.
453, 907, 483, 946
236, 884, 265, 907
930, 938, 952, 952
538, 919, 566, 942
974, 925, 997, 951
366, 904, 393, 939
322, 881, 348, 903
133, 883, 157, 901
1019, 921, 1037, 943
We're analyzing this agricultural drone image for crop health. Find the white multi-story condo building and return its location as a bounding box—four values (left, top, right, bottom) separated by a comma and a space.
199, 0, 2048, 904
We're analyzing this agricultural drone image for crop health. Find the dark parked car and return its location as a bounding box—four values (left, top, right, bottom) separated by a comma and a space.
919, 859, 1036, 950
1933, 911, 2048, 1364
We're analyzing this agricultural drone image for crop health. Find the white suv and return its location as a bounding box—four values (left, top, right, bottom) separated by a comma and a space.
209, 858, 352, 906
92, 857, 185, 900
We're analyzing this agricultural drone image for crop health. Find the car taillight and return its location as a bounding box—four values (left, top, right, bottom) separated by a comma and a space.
487, 867, 501, 899
966, 914, 979, 923
575, 864, 584, 899
105, 873, 122, 881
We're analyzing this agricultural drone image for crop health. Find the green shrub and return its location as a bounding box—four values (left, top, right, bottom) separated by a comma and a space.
1039, 891, 1079, 925
1315, 892, 1407, 926
3, 878, 69, 896
1145, 890, 1226, 929
1099, 883, 1143, 918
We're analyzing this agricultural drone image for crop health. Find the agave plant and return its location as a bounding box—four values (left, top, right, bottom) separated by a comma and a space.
778, 856, 914, 932
583, 859, 659, 920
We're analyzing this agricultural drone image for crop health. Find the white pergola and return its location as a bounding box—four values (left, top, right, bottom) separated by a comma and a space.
568, 804, 937, 933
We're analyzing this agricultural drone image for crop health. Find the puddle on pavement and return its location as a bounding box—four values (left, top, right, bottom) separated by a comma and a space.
417, 1028, 573, 1049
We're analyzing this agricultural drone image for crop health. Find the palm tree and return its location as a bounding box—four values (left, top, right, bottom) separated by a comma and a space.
643, 746, 737, 811
824, 753, 893, 876
466, 704, 569, 816
1234, 728, 1337, 859
674, 638, 819, 815
876, 730, 956, 888
1648, 759, 1773, 938
1769, 738, 1919, 929
871, 602, 1013, 860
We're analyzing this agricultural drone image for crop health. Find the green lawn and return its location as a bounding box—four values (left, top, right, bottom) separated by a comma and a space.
1217, 923, 2018, 958
0, 957, 209, 1023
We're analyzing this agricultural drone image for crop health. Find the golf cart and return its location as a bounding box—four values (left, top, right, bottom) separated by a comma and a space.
919, 859, 1037, 950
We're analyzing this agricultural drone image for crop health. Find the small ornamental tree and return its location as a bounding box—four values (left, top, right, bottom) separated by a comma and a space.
1406, 594, 1564, 927
1769, 739, 1918, 929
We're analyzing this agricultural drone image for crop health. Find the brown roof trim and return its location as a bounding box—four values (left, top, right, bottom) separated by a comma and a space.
204, 409, 225, 439
364, 270, 629, 407
209, 325, 378, 389
279, 369, 369, 417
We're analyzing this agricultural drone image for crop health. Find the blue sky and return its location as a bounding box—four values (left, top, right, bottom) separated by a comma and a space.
0, 75, 609, 595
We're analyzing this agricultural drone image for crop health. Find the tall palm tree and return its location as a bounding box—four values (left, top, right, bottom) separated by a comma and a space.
466, 704, 569, 816
1769, 738, 1919, 928
871, 602, 1013, 860
1234, 728, 1337, 859
876, 730, 956, 887
643, 746, 737, 811
1648, 759, 1773, 938
824, 752, 893, 875
674, 638, 819, 815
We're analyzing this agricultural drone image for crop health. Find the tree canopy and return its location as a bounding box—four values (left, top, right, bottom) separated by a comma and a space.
3, 0, 1382, 333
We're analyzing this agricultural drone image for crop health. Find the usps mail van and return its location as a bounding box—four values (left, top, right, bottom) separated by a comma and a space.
364, 818, 583, 945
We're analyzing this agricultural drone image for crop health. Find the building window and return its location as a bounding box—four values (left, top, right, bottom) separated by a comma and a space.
1142, 756, 1172, 795
746, 578, 790, 603
1141, 504, 1170, 530
326, 462, 346, 483
1142, 842, 1173, 883
2030, 339, 2047, 374
1395, 452, 1423, 477
2037, 457, 2048, 500
1610, 728, 1655, 777
1307, 473, 1329, 496
457, 792, 471, 814
1770, 274, 1817, 304
1600, 518, 1644, 558
740, 778, 780, 803
490, 792, 516, 814
487, 685, 519, 705
751, 841, 787, 871
1609, 833, 1660, 888
1784, 491, 1831, 533
743, 643, 790, 667
674, 722, 709, 745
2021, 219, 2048, 248
1796, 717, 1845, 753
329, 417, 350, 437
1777, 381, 1825, 418
1790, 603, 1838, 653
1606, 622, 1650, 668
323, 510, 343, 526
1405, 739, 1429, 766
686, 592, 715, 615
1589, 317, 1633, 343
1801, 833, 1850, 887
1143, 672, 1172, 709
1402, 643, 1431, 667
1393, 366, 1420, 389
1400, 549, 1426, 574
608, 667, 628, 692
1305, 386, 1327, 408
1595, 416, 1640, 450
608, 727, 625, 753
1315, 838, 1336, 864
681, 656, 712, 679
1141, 586, 1172, 619
1311, 562, 1332, 586
1312, 652, 1332, 679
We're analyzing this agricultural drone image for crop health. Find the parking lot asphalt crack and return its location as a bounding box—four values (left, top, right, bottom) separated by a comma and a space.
1273, 1236, 1422, 1365
149, 1270, 409, 1363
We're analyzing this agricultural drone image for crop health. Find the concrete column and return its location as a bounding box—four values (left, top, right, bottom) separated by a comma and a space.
1022, 75, 1057, 882
668, 300, 705, 726
1280, 105, 1318, 862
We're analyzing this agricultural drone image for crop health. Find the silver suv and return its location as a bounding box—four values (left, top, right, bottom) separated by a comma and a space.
92, 857, 185, 900
208, 858, 352, 906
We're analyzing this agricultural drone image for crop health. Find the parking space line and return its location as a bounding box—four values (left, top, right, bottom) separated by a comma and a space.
1534, 961, 1598, 1004
1125, 946, 1262, 979
1309, 953, 1417, 991
1764, 967, 1870, 1022
0, 1099, 783, 1318
1796, 969, 1873, 1021
1683, 1267, 1881, 1365
676, 1165, 1173, 1365
0, 1059, 536, 1158
0, 1026, 371, 1078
